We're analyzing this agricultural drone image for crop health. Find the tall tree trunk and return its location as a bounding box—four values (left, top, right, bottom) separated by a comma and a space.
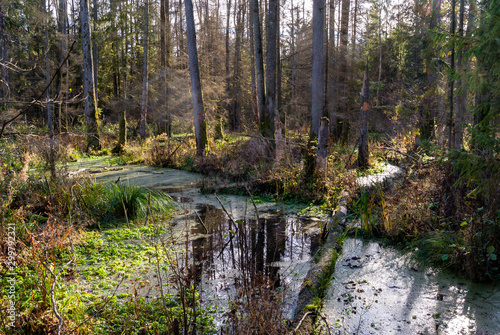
0, 0, 8, 102
58, 0, 68, 132
161, 0, 171, 135
328, 0, 336, 135
81, 0, 100, 150
112, 0, 119, 98
232, 0, 245, 131
45, 0, 56, 178
421, 1, 439, 141
311, 0, 325, 137
350, 0, 358, 79
276, 9, 282, 121
225, 0, 231, 116
92, 0, 98, 102
338, 0, 350, 144
44, 0, 52, 133
275, 1, 285, 162
454, 0, 465, 149
358, 60, 369, 169
185, 0, 207, 156
179, 0, 185, 66
290, 0, 296, 111
376, 5, 382, 106
139, 0, 149, 140
264, 0, 277, 140
253, 0, 266, 135
434, 0, 445, 145
307, 0, 327, 175
250, 1, 258, 128
448, 0, 456, 149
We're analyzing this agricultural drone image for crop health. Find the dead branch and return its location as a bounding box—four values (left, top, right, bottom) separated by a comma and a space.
165, 132, 190, 162
381, 146, 420, 163
293, 311, 314, 334
214, 194, 239, 259
0, 40, 76, 138
194, 211, 208, 233
245, 186, 261, 224
41, 238, 75, 335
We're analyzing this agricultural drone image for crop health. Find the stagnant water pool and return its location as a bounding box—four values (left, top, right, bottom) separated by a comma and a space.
323, 238, 500, 335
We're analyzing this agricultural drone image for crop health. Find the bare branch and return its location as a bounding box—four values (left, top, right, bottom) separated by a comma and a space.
0, 40, 76, 138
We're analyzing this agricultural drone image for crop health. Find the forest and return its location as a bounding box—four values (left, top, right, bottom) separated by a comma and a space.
0, 0, 499, 333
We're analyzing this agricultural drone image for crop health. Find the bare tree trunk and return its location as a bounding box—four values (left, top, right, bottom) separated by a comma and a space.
350, 0, 358, 80
58, 0, 68, 133
45, 0, 52, 133
185, 0, 207, 156
179, 0, 185, 66
448, 0, 456, 149
0, 0, 8, 102
45, 0, 56, 178
338, 0, 350, 144
376, 5, 382, 106
252, 0, 267, 135
250, 1, 258, 128
303, 0, 327, 178
232, 0, 245, 131
312, 0, 327, 171
275, 0, 285, 162
328, 0, 336, 135
421, 3, 439, 141
81, 0, 100, 150
160, 0, 171, 136
225, 0, 231, 116
311, 0, 325, 137
454, 0, 465, 149
264, 0, 277, 140
92, 0, 98, 102
139, 0, 149, 140
290, 0, 296, 110
358, 60, 369, 169
276, 9, 282, 121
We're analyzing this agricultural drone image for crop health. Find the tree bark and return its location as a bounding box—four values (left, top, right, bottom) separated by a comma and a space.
225, 0, 231, 121
0, 0, 8, 102
338, 0, 350, 144
328, 0, 336, 135
139, 0, 149, 140
92, 0, 98, 102
185, 0, 207, 156
312, 0, 327, 173
58, 0, 68, 132
311, 0, 325, 138
264, 0, 277, 139
454, 0, 465, 149
420, 2, 439, 141
250, 1, 258, 128
448, 0, 456, 149
81, 0, 100, 150
45, 0, 52, 133
231, 0, 245, 131
252, 0, 266, 135
358, 60, 369, 169
160, 0, 171, 136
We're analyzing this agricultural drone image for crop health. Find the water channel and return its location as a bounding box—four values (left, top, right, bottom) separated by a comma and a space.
70, 158, 322, 322
70, 158, 500, 333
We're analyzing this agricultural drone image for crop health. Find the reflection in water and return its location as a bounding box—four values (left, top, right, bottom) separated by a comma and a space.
189, 204, 314, 321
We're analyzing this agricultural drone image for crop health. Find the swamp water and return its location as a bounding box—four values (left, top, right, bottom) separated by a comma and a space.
69, 158, 322, 323
323, 238, 500, 335
69, 159, 500, 333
